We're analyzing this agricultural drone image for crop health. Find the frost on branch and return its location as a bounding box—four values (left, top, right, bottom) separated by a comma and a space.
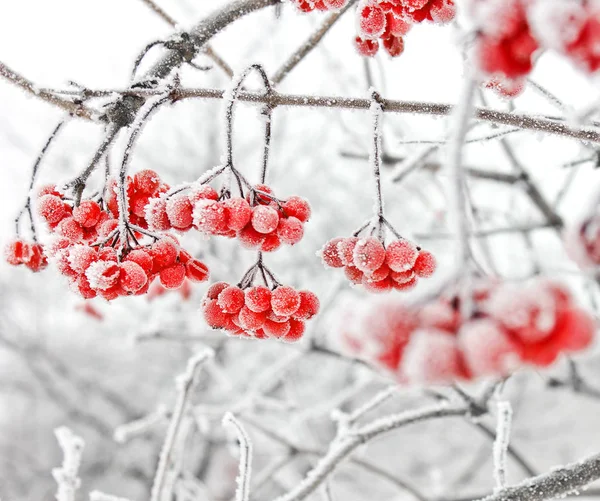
222, 412, 253, 501
52, 427, 84, 501
493, 400, 513, 491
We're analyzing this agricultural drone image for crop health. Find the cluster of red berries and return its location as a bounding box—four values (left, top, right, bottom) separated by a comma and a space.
4, 239, 47, 272
341, 279, 594, 384
202, 282, 320, 342
320, 235, 436, 293
147, 183, 310, 253
291, 0, 455, 58
6, 170, 210, 300
473, 0, 600, 98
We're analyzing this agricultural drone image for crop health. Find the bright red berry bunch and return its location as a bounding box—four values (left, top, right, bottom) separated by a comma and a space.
148, 182, 311, 253
4, 239, 47, 272
201, 254, 320, 343
34, 177, 208, 300
340, 279, 595, 384
320, 234, 436, 293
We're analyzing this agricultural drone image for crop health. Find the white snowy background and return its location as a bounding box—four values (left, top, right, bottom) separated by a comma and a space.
2, 0, 600, 499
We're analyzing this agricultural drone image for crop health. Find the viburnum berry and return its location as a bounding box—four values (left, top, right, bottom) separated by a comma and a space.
224, 197, 252, 231
134, 169, 161, 195
56, 217, 84, 242
217, 286, 246, 314
284, 318, 306, 342
263, 318, 291, 339
150, 238, 179, 270
159, 263, 186, 289
261, 233, 281, 252
238, 306, 268, 331
125, 249, 153, 275
185, 258, 209, 282
353, 237, 386, 272
38, 194, 68, 224
119, 261, 148, 293
67, 244, 98, 274
166, 195, 194, 230
283, 196, 311, 223
357, 0, 387, 39
251, 205, 280, 234
72, 200, 102, 228
363, 276, 394, 293
202, 298, 231, 328
323, 0, 348, 8
355, 36, 379, 57
245, 285, 272, 313
294, 291, 320, 320
382, 35, 404, 57
207, 281, 229, 300
145, 197, 172, 231
320, 237, 345, 268
277, 216, 304, 245
344, 265, 364, 285
386, 239, 418, 272
85, 260, 120, 291
338, 237, 359, 265
271, 286, 301, 316
413, 250, 436, 277
4, 239, 30, 266
238, 224, 266, 249
189, 185, 219, 204
193, 200, 229, 234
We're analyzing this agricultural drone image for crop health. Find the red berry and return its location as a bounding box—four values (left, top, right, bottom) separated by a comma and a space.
383, 12, 411, 37
338, 237, 359, 265
238, 224, 266, 249
145, 197, 171, 231
166, 195, 194, 230
271, 286, 301, 317
250, 184, 274, 205
283, 196, 311, 222
413, 250, 436, 277
189, 185, 219, 203
194, 200, 229, 234
86, 260, 120, 291
160, 263, 186, 289
120, 261, 148, 293
251, 205, 280, 234
367, 264, 390, 282
382, 35, 404, 57
38, 194, 68, 224
37, 184, 62, 198
26, 244, 47, 272
362, 276, 394, 293
56, 217, 84, 242
151, 238, 179, 270
224, 197, 252, 231
344, 265, 364, 284
320, 238, 345, 268
293, 291, 320, 320
263, 319, 291, 339
207, 281, 229, 299
386, 240, 419, 272
390, 269, 415, 284
283, 319, 306, 343
357, 0, 387, 39
186, 259, 209, 282
203, 298, 231, 329
277, 217, 304, 245
217, 286, 246, 314
261, 233, 282, 252
73, 200, 102, 228
353, 237, 386, 272
355, 36, 379, 57
392, 276, 418, 291
238, 306, 268, 331
245, 286, 272, 313
4, 239, 30, 265
76, 275, 97, 299
67, 244, 98, 274
134, 169, 160, 195
98, 219, 118, 239
98, 247, 118, 262
125, 249, 153, 275
323, 0, 347, 8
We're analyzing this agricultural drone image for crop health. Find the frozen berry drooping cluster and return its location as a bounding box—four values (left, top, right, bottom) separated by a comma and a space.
291, 0, 455, 58
30, 171, 208, 300
4, 239, 47, 272
201, 256, 319, 343
147, 182, 310, 253
340, 279, 595, 385
320, 234, 436, 293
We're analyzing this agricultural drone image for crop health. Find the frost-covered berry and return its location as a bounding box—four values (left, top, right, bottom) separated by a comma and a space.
145, 197, 171, 231
250, 184, 274, 205
203, 298, 231, 328
283, 196, 311, 222
166, 195, 194, 230
4, 239, 30, 265
414, 250, 436, 277
283, 319, 305, 342
73, 200, 102, 228
383, 12, 411, 37
38, 194, 68, 224
355, 36, 379, 57
382, 35, 404, 57
98, 219, 118, 239
217, 286, 245, 314
238, 306, 267, 331
224, 197, 252, 231
251, 205, 280, 234
134, 169, 160, 195
367, 264, 390, 282
67, 244, 98, 274
186, 258, 209, 282
263, 319, 291, 339
56, 217, 84, 242
390, 269, 415, 284
194, 200, 229, 234
271, 286, 301, 317
151, 238, 179, 270
293, 291, 320, 320
76, 275, 97, 299
125, 249, 153, 275
245, 285, 272, 313
261, 233, 281, 252
160, 263, 186, 289
323, 0, 348, 7
344, 265, 364, 284
119, 261, 148, 293
353, 237, 386, 272
392, 276, 417, 291
357, 0, 386, 39
320, 237, 345, 268
385, 240, 418, 272
26, 244, 47, 272
362, 276, 393, 293
277, 216, 304, 245
338, 237, 359, 265
207, 281, 229, 300
98, 247, 118, 262
86, 260, 120, 291
238, 224, 266, 249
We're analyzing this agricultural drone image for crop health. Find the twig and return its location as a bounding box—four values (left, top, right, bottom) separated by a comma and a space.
52, 427, 85, 501
0, 61, 94, 119
493, 401, 513, 492
271, 0, 357, 85
150, 349, 214, 501
223, 413, 253, 501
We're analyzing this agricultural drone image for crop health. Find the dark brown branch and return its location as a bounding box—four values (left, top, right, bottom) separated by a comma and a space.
0, 61, 94, 120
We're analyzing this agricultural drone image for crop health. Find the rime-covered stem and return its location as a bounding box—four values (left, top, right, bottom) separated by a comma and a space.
223, 413, 253, 501
370, 96, 385, 226
261, 106, 272, 184
89, 491, 132, 501
52, 427, 85, 501
15, 119, 67, 240
223, 64, 273, 173
493, 401, 513, 492
150, 349, 214, 501
271, 0, 357, 84
273, 404, 468, 501
478, 450, 600, 501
